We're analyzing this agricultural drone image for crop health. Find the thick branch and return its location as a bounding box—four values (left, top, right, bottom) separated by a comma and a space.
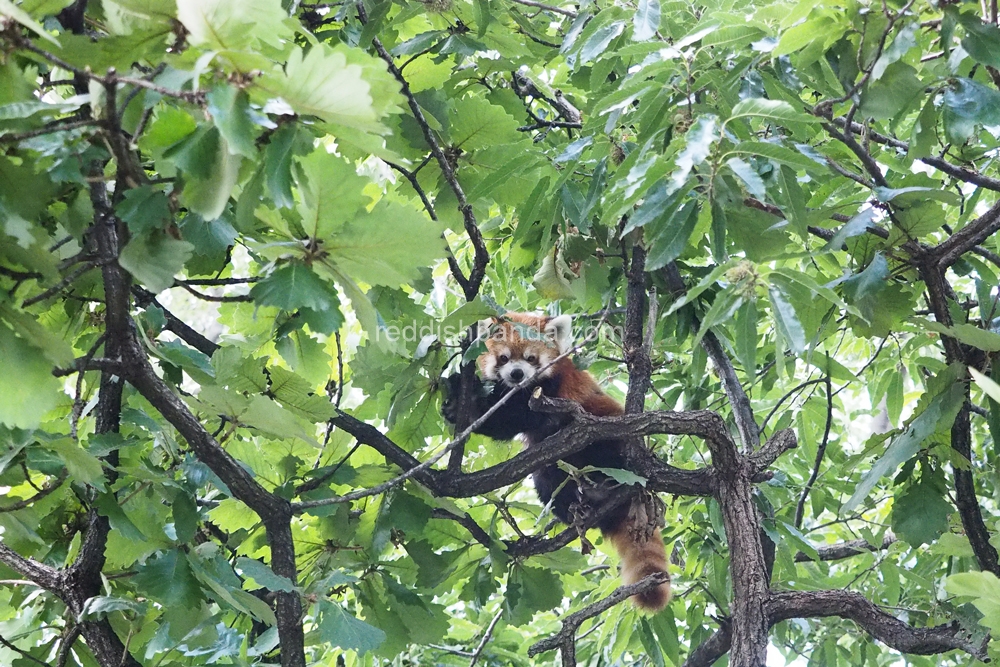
623, 244, 651, 414
932, 198, 1000, 269
767, 590, 988, 660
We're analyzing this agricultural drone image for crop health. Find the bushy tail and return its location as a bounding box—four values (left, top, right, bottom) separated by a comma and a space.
606, 524, 671, 612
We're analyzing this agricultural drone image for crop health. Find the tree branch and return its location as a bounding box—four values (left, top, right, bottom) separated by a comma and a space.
767, 590, 989, 660
794, 533, 897, 562
528, 572, 671, 660
358, 4, 489, 301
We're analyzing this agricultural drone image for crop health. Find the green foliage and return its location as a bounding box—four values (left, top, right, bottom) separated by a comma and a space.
3, 0, 1000, 664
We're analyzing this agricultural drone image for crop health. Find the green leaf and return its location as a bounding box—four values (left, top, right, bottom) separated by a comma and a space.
0, 326, 62, 429
822, 208, 875, 251
670, 116, 717, 191
46, 440, 106, 489
970, 367, 1000, 404
176, 0, 291, 51
942, 78, 1000, 128
241, 395, 319, 446
622, 180, 690, 235
206, 86, 258, 158
323, 201, 446, 287
118, 230, 194, 293
116, 186, 171, 235
295, 149, 369, 238
638, 618, 666, 667
735, 299, 757, 374
504, 565, 563, 625
726, 141, 826, 175
725, 158, 765, 199
859, 62, 924, 121
891, 479, 951, 546
450, 97, 519, 150
250, 261, 341, 313
946, 572, 1000, 635
236, 557, 296, 592
133, 549, 203, 609
318, 601, 387, 655
591, 466, 647, 486
871, 22, 917, 80
844, 376, 965, 512
908, 98, 937, 160
918, 321, 1000, 353
645, 200, 699, 271
172, 492, 198, 544
727, 98, 817, 127
632, 0, 660, 41
768, 285, 806, 354
952, 9, 1000, 70
260, 44, 399, 133
874, 186, 961, 207
579, 21, 626, 64
0, 0, 60, 45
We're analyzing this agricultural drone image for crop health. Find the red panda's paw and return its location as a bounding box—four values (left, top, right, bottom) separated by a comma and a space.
440, 374, 463, 425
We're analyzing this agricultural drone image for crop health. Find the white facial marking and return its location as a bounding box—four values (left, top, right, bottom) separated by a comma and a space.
537, 351, 556, 377
481, 355, 498, 380
500, 360, 536, 387
545, 315, 573, 355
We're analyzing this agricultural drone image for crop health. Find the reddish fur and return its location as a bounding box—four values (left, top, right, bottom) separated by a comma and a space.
479, 312, 671, 612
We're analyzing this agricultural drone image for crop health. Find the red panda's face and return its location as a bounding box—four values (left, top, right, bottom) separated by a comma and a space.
480, 337, 559, 387
477, 315, 573, 388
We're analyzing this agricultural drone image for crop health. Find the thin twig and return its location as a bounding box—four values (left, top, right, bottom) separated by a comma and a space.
468, 608, 504, 667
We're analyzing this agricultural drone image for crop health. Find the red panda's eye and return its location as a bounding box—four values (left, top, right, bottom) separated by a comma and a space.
526, 355, 536, 363
498, 355, 509, 364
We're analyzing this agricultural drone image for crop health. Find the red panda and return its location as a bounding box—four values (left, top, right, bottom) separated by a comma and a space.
443, 312, 671, 611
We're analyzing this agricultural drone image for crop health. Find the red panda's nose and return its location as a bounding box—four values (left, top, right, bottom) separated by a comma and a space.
509, 368, 525, 382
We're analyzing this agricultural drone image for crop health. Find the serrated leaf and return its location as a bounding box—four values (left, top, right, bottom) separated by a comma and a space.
871, 22, 917, 80
318, 601, 386, 655
324, 201, 446, 287
768, 285, 806, 354
250, 261, 341, 312
725, 157, 765, 199
670, 116, 717, 191
844, 378, 965, 512
579, 21, 625, 63
918, 321, 1000, 353
891, 479, 951, 546
504, 565, 563, 626
450, 97, 519, 151
295, 149, 369, 239
727, 141, 826, 174
207, 86, 258, 158
0, 327, 62, 429
241, 395, 319, 446
176, 0, 290, 51
727, 98, 817, 126
172, 492, 198, 544
119, 231, 194, 293
632, 0, 660, 41
133, 549, 203, 609
236, 557, 296, 592
260, 44, 398, 133
822, 208, 875, 251
645, 200, 699, 271
116, 186, 171, 235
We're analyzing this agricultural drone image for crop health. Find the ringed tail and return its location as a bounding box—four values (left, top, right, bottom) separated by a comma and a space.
606, 524, 671, 612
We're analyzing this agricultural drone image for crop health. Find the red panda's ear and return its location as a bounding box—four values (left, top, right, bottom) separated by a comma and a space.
545, 315, 573, 355
476, 318, 495, 342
